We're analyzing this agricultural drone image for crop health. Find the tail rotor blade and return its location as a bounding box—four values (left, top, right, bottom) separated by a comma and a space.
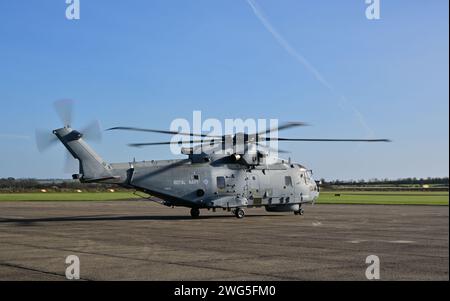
35, 129, 58, 152
64, 151, 79, 174
54, 99, 74, 127
82, 120, 102, 142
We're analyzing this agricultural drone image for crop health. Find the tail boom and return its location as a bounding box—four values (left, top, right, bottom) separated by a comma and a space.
53, 127, 119, 183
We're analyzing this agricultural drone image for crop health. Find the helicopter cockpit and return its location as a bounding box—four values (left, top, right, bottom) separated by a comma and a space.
298, 167, 318, 191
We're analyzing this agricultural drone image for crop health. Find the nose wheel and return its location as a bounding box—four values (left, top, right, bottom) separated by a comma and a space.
190, 208, 200, 218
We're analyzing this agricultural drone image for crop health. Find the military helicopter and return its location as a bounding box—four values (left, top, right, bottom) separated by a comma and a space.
36, 101, 390, 219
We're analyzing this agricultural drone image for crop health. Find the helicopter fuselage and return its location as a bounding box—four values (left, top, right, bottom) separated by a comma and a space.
55, 126, 319, 218
106, 156, 319, 212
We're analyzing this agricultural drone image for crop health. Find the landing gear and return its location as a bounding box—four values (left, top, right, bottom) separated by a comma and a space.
294, 208, 304, 216
235, 208, 245, 219
190, 208, 200, 218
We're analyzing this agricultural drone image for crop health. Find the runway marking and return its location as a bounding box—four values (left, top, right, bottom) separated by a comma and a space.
348, 240, 367, 244
385, 240, 415, 244
312, 221, 322, 226
347, 240, 415, 244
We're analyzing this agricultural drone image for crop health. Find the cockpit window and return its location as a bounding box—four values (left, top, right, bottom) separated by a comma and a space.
303, 170, 314, 184
300, 172, 308, 184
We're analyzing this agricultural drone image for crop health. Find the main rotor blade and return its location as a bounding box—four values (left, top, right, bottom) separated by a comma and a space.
53, 99, 74, 127
107, 126, 223, 138
35, 129, 58, 152
81, 120, 102, 142
255, 142, 290, 154
265, 138, 392, 142
257, 121, 308, 136
128, 139, 215, 147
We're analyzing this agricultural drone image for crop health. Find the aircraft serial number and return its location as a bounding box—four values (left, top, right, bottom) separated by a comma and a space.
217, 285, 276, 296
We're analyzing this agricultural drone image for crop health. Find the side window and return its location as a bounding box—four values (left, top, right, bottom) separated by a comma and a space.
216, 176, 225, 189
285, 176, 293, 187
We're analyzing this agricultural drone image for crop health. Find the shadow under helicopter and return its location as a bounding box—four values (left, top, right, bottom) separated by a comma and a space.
0, 213, 282, 226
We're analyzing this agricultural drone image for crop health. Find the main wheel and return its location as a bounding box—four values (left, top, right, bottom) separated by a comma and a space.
235, 208, 245, 219
190, 208, 200, 218
294, 208, 304, 216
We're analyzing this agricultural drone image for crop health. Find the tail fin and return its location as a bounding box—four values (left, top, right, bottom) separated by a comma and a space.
53, 127, 113, 182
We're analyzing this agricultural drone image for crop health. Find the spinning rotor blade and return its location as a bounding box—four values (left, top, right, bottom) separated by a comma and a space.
64, 151, 79, 174
255, 142, 290, 154
36, 99, 105, 175
53, 99, 74, 127
110, 122, 307, 139
264, 138, 391, 142
111, 121, 390, 152
81, 120, 102, 142
35, 129, 58, 153
257, 121, 308, 136
128, 139, 216, 148
107, 126, 222, 138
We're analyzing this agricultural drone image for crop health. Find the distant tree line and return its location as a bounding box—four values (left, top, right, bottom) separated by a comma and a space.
320, 177, 449, 186
0, 176, 448, 193
319, 177, 449, 191
0, 178, 127, 193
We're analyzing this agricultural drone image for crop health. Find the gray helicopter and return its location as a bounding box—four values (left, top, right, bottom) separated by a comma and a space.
37, 101, 390, 219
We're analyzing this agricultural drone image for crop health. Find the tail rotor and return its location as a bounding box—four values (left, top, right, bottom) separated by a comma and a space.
35, 99, 103, 173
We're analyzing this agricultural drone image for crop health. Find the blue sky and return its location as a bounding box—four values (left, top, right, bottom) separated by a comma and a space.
0, 0, 448, 180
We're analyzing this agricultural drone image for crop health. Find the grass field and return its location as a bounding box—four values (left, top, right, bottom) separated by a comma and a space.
0, 191, 448, 205
317, 191, 449, 205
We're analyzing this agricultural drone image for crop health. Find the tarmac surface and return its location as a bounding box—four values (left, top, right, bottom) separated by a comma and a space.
0, 200, 448, 280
